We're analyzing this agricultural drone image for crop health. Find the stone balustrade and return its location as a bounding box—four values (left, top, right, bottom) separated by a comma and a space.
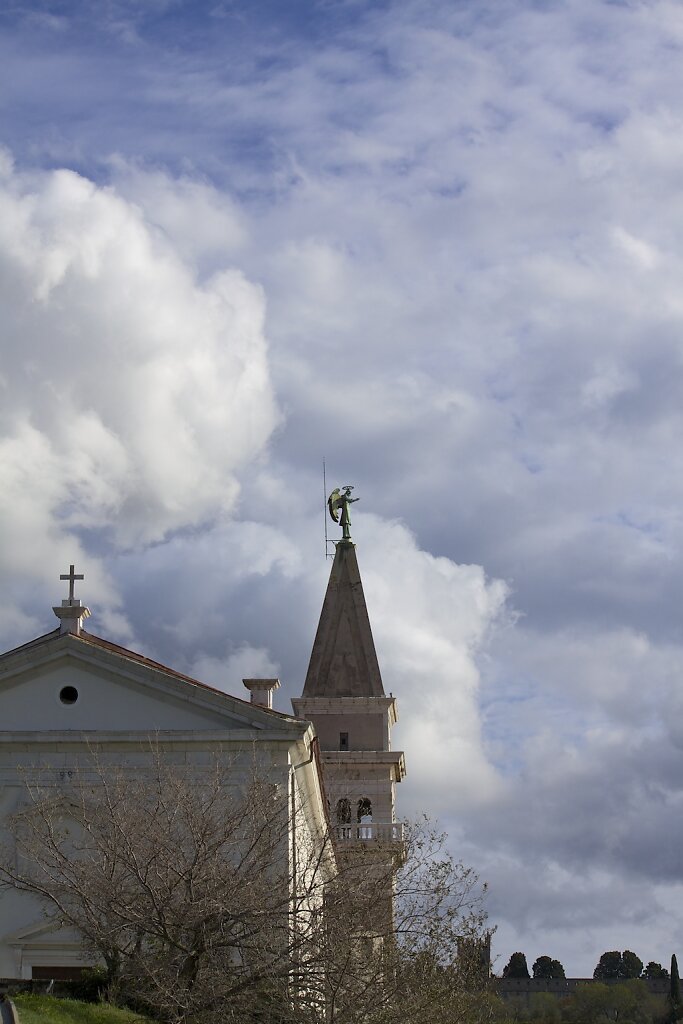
334, 822, 404, 842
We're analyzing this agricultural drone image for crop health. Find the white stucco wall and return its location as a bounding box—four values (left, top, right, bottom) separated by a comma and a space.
0, 639, 329, 980
0, 659, 255, 733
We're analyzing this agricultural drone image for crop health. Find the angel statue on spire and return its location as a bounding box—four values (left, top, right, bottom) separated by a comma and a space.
328, 485, 359, 542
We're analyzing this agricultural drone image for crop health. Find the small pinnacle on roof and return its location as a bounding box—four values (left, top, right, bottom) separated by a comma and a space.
243, 678, 281, 710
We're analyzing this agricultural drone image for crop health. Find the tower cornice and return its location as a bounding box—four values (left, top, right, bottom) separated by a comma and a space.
321, 749, 406, 782
292, 695, 398, 727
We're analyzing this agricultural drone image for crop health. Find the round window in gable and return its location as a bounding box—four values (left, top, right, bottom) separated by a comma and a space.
59, 686, 79, 705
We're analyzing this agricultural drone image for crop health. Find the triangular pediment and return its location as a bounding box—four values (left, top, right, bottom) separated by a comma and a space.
303, 542, 384, 698
0, 631, 301, 735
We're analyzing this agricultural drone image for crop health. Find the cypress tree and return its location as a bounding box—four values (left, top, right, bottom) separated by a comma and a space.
670, 954, 681, 1020
503, 952, 530, 979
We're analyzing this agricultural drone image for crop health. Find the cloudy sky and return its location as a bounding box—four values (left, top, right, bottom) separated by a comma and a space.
3, 0, 683, 976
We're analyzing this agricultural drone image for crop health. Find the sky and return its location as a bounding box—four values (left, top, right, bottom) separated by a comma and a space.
2, 0, 683, 977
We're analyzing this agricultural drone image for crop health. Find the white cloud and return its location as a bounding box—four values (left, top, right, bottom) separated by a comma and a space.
190, 645, 280, 697
108, 160, 248, 271
360, 515, 509, 811
0, 160, 277, 629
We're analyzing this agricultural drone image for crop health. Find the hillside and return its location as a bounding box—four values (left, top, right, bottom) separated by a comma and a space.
12, 995, 152, 1024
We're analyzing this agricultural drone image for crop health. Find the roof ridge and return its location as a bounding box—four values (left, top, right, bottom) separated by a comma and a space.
77, 631, 297, 719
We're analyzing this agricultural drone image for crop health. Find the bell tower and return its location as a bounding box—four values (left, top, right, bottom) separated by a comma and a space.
292, 487, 405, 849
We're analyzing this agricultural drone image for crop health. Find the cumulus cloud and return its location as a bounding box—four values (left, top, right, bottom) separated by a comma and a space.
359, 516, 508, 811
0, 155, 277, 637
108, 161, 248, 272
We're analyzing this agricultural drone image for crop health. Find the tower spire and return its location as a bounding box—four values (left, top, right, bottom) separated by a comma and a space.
302, 538, 384, 698
294, 486, 405, 860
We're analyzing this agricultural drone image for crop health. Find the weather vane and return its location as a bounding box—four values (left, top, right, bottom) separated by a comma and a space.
327, 485, 359, 543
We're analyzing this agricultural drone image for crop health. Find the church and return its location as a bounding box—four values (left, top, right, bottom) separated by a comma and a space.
0, 491, 405, 982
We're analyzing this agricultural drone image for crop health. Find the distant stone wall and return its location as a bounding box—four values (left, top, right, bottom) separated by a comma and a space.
495, 977, 669, 1003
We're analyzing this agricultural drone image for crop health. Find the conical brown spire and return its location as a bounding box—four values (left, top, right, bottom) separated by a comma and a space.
303, 541, 385, 698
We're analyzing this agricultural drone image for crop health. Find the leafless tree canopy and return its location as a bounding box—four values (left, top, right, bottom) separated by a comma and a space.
0, 750, 497, 1024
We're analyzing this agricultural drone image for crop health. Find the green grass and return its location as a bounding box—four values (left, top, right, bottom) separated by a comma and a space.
12, 995, 153, 1024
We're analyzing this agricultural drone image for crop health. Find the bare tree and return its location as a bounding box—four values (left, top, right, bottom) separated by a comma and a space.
0, 750, 494, 1024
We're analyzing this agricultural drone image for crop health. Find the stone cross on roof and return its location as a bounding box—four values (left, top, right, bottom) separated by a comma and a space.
54, 565, 90, 636
60, 564, 84, 605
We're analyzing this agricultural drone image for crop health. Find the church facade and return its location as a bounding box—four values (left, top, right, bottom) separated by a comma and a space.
0, 501, 405, 981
